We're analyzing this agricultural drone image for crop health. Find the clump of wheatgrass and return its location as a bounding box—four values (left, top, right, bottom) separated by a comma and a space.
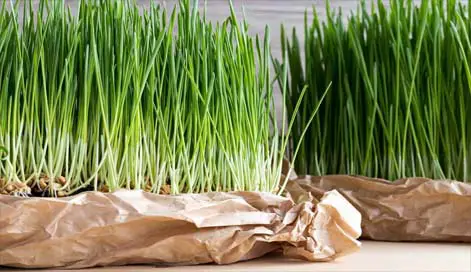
0, 0, 325, 197
277, 0, 471, 182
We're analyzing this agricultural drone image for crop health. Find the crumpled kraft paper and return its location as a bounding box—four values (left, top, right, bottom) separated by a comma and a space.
0, 189, 361, 269
285, 174, 471, 242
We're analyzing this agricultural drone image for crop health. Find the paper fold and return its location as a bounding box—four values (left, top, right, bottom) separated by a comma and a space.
0, 189, 361, 269
285, 174, 471, 242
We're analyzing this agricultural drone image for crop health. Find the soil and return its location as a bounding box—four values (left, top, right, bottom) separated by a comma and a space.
0, 176, 175, 197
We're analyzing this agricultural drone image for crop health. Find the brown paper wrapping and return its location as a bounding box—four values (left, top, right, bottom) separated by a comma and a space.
285, 174, 471, 242
0, 189, 361, 269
